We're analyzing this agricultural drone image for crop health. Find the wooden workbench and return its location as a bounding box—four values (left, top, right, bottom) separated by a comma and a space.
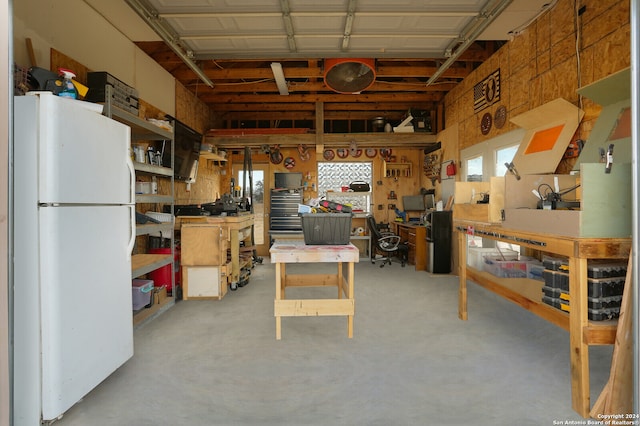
454, 220, 631, 418
176, 214, 254, 287
270, 241, 360, 340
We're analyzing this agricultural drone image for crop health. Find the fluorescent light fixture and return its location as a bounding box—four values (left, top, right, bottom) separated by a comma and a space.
427, 0, 513, 85
125, 0, 214, 87
270, 62, 289, 95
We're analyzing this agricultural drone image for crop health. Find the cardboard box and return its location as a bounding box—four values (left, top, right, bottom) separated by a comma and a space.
453, 177, 504, 223
154, 285, 167, 305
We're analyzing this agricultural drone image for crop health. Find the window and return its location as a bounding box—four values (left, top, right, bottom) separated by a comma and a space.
466, 155, 483, 182
461, 129, 525, 182
317, 161, 372, 210
460, 129, 525, 251
495, 145, 519, 177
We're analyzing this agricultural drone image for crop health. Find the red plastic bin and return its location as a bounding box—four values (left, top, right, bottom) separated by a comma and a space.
148, 247, 180, 295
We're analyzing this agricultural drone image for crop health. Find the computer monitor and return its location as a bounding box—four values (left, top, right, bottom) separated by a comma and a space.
274, 172, 302, 189
402, 194, 435, 211
403, 195, 423, 211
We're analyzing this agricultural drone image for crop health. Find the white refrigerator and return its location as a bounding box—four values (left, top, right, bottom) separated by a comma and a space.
13, 92, 136, 424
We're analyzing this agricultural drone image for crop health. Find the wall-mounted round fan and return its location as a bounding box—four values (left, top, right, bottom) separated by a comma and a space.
324, 58, 376, 94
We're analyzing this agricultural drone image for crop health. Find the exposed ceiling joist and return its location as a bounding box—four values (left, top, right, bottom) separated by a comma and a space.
98, 0, 554, 126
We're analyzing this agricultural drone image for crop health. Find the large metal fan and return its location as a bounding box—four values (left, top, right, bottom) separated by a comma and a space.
324, 58, 376, 94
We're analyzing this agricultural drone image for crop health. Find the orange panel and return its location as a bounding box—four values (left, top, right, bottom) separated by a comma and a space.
608, 107, 631, 141
524, 125, 565, 155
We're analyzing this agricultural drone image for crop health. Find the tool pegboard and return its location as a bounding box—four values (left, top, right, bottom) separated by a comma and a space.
423, 152, 440, 184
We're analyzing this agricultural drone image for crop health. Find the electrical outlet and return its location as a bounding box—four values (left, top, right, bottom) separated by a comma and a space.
377, 204, 384, 210
388, 204, 396, 209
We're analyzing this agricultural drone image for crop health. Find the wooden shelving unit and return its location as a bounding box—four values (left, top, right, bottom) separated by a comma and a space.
102, 85, 176, 324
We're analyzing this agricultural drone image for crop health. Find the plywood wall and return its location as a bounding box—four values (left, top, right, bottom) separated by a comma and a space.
442, 0, 630, 174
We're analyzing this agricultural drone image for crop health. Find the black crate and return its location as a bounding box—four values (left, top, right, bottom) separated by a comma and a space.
588, 307, 620, 321
542, 255, 569, 271
301, 213, 352, 245
543, 269, 569, 291
588, 277, 626, 298
87, 71, 138, 96
588, 295, 622, 310
542, 285, 570, 302
542, 295, 569, 312
587, 261, 628, 278
542, 295, 620, 321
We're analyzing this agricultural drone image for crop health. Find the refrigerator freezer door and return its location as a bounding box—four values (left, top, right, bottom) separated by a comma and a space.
39, 204, 134, 420
24, 92, 134, 205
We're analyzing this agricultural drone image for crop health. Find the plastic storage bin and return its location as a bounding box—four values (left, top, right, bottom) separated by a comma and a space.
301, 213, 352, 245
482, 256, 539, 278
587, 261, 627, 278
542, 255, 569, 271
132, 279, 154, 310
544, 270, 569, 291
467, 247, 518, 270
526, 262, 545, 281
588, 276, 626, 298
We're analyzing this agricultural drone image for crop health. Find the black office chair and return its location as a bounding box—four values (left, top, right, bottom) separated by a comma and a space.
367, 215, 407, 268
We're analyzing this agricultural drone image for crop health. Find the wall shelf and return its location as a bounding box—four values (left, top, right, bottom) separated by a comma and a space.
383, 161, 412, 178
199, 151, 227, 162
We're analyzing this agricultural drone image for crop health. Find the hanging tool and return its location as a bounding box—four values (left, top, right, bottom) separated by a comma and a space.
604, 144, 614, 174
504, 161, 521, 180
243, 146, 263, 265
563, 139, 584, 159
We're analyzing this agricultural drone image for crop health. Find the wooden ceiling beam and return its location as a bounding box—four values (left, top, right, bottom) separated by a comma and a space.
186, 80, 457, 94
200, 92, 441, 104
209, 101, 433, 112
208, 132, 438, 149
165, 63, 471, 81
217, 111, 415, 121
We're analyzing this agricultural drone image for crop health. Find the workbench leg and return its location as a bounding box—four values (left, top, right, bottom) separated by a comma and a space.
275, 262, 282, 340
337, 262, 343, 298
231, 229, 240, 284
457, 231, 468, 320
347, 261, 354, 338
281, 263, 286, 299
569, 257, 590, 417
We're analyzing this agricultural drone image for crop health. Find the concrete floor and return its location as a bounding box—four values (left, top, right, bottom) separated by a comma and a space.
57, 259, 613, 426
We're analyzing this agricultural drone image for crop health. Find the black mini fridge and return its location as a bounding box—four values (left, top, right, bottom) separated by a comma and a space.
426, 211, 452, 273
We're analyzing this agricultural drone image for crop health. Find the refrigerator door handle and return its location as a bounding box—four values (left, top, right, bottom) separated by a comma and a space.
126, 156, 135, 205
127, 204, 136, 256
126, 156, 136, 256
